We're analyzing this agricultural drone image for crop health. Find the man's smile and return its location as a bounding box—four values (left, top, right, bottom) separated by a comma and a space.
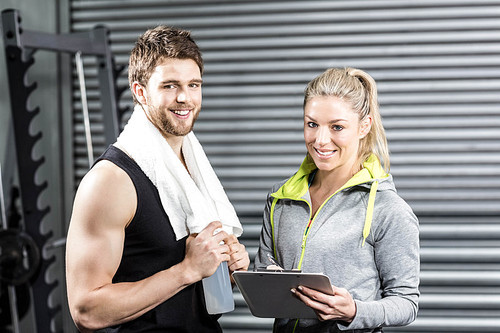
170, 109, 191, 117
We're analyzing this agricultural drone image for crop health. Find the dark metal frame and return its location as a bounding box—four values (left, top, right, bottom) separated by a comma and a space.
1, 8, 126, 332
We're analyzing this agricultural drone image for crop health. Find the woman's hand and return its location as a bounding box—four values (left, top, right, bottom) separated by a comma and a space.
291, 285, 356, 323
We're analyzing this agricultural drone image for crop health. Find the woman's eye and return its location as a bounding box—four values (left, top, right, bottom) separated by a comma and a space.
332, 125, 343, 131
307, 122, 317, 128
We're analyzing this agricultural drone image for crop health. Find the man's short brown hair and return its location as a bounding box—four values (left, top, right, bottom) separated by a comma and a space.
128, 26, 204, 103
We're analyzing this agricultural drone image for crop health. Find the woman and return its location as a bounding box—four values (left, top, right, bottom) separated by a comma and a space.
255, 67, 420, 332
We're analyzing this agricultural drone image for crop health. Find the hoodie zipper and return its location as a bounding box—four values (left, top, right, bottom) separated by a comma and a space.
296, 178, 375, 270
272, 168, 382, 270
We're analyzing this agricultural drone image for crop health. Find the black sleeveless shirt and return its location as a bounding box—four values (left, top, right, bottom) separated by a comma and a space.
96, 145, 222, 333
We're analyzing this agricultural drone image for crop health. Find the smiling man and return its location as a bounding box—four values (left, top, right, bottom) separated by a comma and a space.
65, 26, 249, 333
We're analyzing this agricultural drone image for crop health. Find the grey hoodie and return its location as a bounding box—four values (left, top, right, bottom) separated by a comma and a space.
255, 155, 420, 332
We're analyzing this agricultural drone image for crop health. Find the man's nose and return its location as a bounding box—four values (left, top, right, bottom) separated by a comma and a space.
176, 87, 190, 103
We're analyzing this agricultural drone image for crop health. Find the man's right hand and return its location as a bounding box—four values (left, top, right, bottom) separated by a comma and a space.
183, 221, 230, 282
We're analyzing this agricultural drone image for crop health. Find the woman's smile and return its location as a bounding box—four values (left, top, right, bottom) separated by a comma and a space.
313, 147, 336, 158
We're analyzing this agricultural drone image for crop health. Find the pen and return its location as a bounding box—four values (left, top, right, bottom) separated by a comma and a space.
267, 253, 284, 270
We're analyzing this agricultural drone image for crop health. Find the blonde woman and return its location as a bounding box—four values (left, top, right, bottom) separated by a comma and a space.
255, 68, 420, 332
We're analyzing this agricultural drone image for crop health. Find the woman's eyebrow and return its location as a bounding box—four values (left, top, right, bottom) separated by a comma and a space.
304, 115, 347, 123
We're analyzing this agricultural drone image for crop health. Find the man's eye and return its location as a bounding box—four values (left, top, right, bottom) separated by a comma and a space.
164, 84, 176, 89
189, 83, 201, 88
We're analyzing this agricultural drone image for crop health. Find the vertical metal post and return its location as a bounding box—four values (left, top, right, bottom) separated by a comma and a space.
75, 51, 94, 167
92, 27, 120, 144
0, 163, 21, 333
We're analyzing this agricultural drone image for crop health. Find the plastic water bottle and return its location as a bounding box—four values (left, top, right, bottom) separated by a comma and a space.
202, 261, 234, 314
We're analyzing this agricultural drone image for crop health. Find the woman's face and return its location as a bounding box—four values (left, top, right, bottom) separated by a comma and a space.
304, 96, 371, 175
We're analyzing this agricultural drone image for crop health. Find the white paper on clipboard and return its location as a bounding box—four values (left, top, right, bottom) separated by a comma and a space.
232, 270, 333, 318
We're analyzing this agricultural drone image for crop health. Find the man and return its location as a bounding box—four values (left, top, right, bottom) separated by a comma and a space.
66, 26, 249, 332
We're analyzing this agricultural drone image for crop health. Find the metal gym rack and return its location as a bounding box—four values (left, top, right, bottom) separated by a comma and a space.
1, 8, 127, 332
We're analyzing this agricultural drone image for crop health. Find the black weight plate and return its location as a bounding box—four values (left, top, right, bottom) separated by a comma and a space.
0, 229, 40, 286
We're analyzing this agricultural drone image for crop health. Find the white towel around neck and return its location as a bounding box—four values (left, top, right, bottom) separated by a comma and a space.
116, 105, 242, 240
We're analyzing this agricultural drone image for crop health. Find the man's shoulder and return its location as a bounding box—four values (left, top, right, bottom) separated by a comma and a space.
79, 159, 135, 201
74, 159, 137, 228
87, 159, 130, 185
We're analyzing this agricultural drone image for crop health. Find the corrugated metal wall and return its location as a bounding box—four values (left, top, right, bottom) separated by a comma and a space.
70, 1, 500, 332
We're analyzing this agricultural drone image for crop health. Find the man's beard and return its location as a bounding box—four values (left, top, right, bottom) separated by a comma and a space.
148, 104, 199, 137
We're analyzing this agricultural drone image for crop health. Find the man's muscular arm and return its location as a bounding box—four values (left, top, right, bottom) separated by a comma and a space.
65, 161, 229, 332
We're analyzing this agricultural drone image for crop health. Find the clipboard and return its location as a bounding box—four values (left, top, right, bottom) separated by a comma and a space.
232, 270, 333, 318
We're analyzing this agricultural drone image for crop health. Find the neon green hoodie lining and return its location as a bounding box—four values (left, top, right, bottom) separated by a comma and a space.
269, 154, 388, 268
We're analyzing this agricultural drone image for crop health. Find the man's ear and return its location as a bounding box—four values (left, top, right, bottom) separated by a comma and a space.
132, 81, 148, 105
359, 115, 373, 139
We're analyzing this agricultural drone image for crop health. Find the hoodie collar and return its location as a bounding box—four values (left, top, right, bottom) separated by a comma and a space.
272, 153, 389, 200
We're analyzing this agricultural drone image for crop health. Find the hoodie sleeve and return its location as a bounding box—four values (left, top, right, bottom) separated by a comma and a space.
339, 193, 420, 330
254, 189, 280, 270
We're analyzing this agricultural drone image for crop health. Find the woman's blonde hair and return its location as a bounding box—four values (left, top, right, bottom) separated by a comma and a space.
303, 67, 390, 172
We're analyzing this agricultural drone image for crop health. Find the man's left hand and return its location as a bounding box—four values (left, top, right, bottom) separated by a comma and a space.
224, 234, 250, 279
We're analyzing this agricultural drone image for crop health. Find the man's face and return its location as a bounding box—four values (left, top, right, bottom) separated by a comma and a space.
143, 58, 202, 139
